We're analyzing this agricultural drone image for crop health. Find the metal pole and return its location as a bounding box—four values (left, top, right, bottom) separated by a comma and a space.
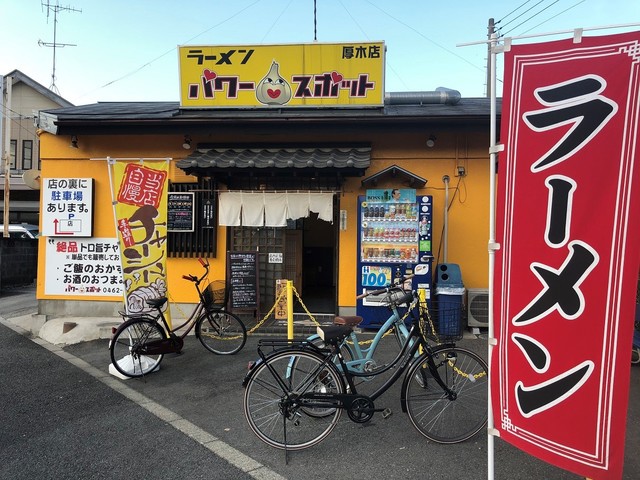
486, 18, 495, 98
0, 77, 4, 237
105, 156, 130, 313
487, 31, 499, 480
442, 175, 450, 262
3, 76, 12, 235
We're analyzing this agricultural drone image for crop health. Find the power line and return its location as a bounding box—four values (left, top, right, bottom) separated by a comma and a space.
86, 0, 264, 98
362, 0, 484, 73
260, 0, 295, 43
518, 0, 587, 35
497, 0, 536, 25
337, 0, 410, 90
501, 0, 561, 37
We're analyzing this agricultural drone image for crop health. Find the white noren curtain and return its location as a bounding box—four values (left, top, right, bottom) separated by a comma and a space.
218, 192, 333, 226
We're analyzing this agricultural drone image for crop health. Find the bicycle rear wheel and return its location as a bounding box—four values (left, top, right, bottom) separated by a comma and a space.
243, 349, 345, 450
196, 310, 247, 355
403, 346, 488, 443
109, 318, 166, 378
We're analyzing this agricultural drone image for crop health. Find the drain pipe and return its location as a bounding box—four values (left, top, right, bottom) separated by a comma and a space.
442, 175, 450, 262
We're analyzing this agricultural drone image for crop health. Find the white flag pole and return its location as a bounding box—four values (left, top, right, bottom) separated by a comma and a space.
104, 156, 130, 313
487, 31, 501, 480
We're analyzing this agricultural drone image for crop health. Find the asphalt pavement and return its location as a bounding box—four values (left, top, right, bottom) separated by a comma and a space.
1, 284, 639, 480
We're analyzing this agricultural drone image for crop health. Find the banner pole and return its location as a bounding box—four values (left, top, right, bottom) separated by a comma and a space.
105, 156, 130, 314
487, 31, 499, 480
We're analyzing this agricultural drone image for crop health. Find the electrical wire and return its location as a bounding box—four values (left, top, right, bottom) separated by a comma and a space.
431, 175, 463, 267
496, 0, 535, 25
518, 0, 587, 35
1, 107, 37, 135
259, 0, 295, 43
76, 0, 265, 100
499, 0, 547, 30
501, 0, 561, 37
337, 0, 410, 90
362, 0, 485, 74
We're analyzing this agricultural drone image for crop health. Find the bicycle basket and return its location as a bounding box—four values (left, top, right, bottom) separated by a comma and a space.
381, 288, 414, 308
202, 280, 227, 309
419, 299, 464, 343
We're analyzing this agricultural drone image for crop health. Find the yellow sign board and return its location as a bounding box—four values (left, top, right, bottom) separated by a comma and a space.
178, 42, 385, 108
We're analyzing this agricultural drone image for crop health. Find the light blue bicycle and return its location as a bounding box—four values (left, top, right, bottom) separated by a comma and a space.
306, 283, 437, 380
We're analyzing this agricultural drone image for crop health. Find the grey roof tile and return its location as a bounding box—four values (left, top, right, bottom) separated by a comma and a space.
176, 146, 371, 171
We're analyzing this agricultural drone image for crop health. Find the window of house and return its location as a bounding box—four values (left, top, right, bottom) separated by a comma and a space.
10, 140, 16, 169
22, 140, 33, 170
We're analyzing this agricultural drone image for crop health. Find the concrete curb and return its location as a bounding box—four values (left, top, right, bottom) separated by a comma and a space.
4, 313, 121, 346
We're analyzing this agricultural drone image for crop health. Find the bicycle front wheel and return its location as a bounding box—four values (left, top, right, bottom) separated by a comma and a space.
109, 318, 166, 378
196, 310, 247, 355
243, 349, 345, 451
403, 346, 488, 443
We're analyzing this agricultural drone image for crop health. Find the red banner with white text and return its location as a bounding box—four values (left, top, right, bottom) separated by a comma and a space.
492, 31, 640, 479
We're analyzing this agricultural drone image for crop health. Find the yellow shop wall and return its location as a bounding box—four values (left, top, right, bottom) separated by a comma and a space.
37, 132, 227, 304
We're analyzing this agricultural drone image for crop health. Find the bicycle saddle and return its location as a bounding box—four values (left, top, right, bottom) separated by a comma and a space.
317, 325, 353, 346
334, 315, 363, 327
146, 297, 168, 309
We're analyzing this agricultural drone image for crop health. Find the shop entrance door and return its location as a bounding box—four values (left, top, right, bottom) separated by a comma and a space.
229, 214, 336, 316
298, 213, 336, 314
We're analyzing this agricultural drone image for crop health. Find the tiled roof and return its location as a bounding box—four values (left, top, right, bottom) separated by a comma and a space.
176, 146, 371, 173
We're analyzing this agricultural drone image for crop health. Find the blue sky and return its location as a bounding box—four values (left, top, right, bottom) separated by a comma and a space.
2, 0, 640, 105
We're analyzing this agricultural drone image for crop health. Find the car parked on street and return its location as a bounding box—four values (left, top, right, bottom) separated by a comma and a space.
0, 223, 40, 239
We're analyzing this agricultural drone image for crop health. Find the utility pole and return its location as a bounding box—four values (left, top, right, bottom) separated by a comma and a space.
486, 18, 495, 98
2, 77, 12, 236
39, 1, 81, 94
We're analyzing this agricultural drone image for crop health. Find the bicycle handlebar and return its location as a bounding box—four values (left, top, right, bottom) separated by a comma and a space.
182, 258, 211, 284
355, 274, 415, 299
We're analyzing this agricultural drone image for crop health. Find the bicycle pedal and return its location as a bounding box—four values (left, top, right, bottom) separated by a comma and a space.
382, 408, 393, 419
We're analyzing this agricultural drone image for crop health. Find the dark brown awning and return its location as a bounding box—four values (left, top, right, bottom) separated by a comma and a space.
176, 146, 371, 178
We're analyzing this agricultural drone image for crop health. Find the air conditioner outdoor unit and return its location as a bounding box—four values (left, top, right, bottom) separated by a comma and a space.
467, 288, 489, 328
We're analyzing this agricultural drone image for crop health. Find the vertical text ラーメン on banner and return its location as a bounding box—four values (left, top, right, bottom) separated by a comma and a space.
492, 31, 640, 479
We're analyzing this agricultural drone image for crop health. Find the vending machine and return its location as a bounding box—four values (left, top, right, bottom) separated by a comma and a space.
356, 189, 433, 328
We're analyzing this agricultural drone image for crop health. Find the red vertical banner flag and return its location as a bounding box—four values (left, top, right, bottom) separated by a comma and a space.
112, 160, 170, 323
493, 31, 640, 479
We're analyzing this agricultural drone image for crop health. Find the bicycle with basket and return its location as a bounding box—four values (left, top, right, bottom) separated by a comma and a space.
242, 281, 487, 456
109, 258, 247, 378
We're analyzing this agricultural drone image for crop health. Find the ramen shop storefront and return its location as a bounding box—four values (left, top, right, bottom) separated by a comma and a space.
175, 146, 371, 316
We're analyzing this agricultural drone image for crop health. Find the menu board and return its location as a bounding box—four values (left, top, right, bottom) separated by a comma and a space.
167, 192, 195, 232
227, 251, 259, 309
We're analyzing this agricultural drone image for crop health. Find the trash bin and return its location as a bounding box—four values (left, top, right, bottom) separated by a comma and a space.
435, 263, 464, 339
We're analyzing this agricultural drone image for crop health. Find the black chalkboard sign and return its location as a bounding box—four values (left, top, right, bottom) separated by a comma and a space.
227, 251, 259, 310
167, 192, 194, 232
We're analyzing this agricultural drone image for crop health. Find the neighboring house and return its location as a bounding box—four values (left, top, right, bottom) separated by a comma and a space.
1, 70, 73, 225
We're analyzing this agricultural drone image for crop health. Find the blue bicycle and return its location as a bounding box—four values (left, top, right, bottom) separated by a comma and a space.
305, 282, 452, 382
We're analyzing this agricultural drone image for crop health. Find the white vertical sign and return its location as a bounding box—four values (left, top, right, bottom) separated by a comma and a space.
41, 178, 94, 237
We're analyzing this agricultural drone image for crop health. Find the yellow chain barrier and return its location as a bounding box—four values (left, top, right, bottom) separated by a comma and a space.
169, 286, 289, 340
418, 299, 486, 380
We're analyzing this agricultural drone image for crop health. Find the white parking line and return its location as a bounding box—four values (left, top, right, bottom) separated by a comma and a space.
0, 318, 287, 480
